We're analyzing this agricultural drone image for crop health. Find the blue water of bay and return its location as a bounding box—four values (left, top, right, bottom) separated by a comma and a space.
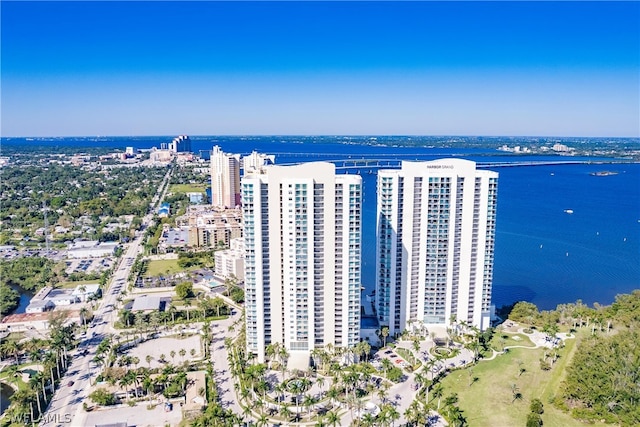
5, 136, 639, 310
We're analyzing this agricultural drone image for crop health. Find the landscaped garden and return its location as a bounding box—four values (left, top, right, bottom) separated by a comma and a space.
437, 331, 583, 427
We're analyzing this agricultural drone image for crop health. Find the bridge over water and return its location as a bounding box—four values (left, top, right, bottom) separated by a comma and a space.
277, 158, 636, 171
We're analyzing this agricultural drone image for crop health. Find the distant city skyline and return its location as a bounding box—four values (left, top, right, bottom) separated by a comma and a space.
1, 1, 638, 138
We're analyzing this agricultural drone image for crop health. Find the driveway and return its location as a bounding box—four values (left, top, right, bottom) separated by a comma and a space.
209, 309, 244, 417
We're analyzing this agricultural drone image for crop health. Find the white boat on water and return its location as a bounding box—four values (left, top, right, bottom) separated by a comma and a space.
564, 209, 574, 214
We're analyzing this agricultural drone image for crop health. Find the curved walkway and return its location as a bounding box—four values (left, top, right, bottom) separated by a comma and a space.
481, 324, 575, 361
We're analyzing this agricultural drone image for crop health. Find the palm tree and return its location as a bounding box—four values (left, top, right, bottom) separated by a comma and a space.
383, 404, 400, 427
242, 405, 252, 423
360, 340, 371, 363
279, 403, 292, 421
80, 306, 90, 328
179, 348, 186, 362
303, 393, 316, 417
211, 296, 225, 318
432, 383, 444, 410
143, 373, 154, 402
265, 342, 278, 368
361, 412, 376, 427
145, 354, 153, 368
325, 410, 340, 427
120, 309, 133, 327
119, 373, 134, 399
3, 340, 20, 364
278, 345, 290, 381
510, 384, 523, 403
326, 386, 340, 407
381, 326, 390, 347
224, 275, 237, 297
316, 375, 326, 396
29, 372, 45, 416
381, 358, 393, 379
184, 299, 192, 322
414, 371, 426, 393
256, 413, 269, 427
168, 303, 177, 323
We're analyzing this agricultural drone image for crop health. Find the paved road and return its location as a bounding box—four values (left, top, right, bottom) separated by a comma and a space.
210, 305, 244, 417
40, 168, 172, 427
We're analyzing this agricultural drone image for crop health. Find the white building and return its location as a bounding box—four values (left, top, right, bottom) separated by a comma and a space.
376, 159, 498, 335
26, 300, 55, 314
242, 150, 275, 174
242, 162, 362, 367
214, 238, 245, 281
210, 146, 241, 208
72, 283, 101, 302
67, 241, 118, 259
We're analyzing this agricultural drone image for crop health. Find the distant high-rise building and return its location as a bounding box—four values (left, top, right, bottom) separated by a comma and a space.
376, 159, 498, 334
210, 146, 241, 208
169, 135, 191, 153
242, 150, 275, 174
242, 162, 362, 367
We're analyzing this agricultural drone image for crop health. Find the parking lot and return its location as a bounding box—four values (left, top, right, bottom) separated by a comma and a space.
372, 348, 411, 369
65, 257, 114, 275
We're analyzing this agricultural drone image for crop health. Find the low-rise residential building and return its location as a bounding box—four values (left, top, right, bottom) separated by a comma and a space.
0, 311, 80, 331
177, 206, 242, 249
214, 238, 245, 281
25, 300, 55, 314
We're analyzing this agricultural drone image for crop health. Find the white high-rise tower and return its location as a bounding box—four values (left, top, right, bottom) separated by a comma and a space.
210, 146, 240, 208
376, 159, 498, 334
242, 162, 362, 368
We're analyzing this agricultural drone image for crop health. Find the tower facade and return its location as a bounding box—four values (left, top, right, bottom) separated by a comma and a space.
169, 135, 191, 153
243, 162, 362, 366
210, 146, 241, 208
376, 159, 498, 335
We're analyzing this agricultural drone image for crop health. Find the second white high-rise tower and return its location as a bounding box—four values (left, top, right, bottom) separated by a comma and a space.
376, 159, 498, 334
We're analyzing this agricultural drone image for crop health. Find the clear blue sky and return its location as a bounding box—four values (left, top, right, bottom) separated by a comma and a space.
2, 1, 638, 137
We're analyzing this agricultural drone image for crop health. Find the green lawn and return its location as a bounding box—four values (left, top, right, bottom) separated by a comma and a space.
169, 184, 207, 194
56, 279, 100, 289
437, 333, 584, 427
144, 259, 197, 277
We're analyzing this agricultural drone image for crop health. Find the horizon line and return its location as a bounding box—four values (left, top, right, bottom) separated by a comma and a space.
2, 134, 639, 140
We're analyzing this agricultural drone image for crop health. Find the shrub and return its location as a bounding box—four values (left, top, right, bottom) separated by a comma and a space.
530, 398, 544, 414
175, 282, 194, 299
89, 389, 117, 406
526, 413, 543, 427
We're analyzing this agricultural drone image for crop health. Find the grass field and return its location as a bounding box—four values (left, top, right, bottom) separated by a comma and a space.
436, 333, 584, 427
169, 184, 207, 194
144, 259, 184, 277
56, 279, 99, 289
